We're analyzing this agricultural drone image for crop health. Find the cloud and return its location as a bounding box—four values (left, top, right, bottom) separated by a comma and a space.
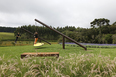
0, 0, 116, 28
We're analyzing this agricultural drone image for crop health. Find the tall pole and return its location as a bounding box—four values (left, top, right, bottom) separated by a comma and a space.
35, 19, 87, 50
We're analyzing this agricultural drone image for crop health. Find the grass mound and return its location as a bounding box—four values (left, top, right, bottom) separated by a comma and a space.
0, 53, 116, 77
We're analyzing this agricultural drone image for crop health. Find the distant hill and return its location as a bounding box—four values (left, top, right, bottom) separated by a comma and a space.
0, 26, 16, 32
0, 32, 15, 41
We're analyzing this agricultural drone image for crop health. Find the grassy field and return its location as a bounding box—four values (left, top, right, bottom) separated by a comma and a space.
1, 32, 116, 76
0, 32, 15, 40
0, 44, 116, 59
0, 44, 116, 76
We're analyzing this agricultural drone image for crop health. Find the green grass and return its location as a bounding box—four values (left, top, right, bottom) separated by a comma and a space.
0, 44, 116, 76
0, 44, 82, 59
0, 32, 15, 40
0, 44, 116, 61
0, 41, 34, 46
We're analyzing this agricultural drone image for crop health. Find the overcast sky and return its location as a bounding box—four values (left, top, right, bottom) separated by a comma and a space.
0, 0, 116, 28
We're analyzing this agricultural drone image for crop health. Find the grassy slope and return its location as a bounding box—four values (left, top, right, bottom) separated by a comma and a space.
0, 44, 116, 59
0, 32, 15, 40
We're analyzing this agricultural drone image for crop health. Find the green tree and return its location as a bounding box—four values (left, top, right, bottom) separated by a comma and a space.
112, 21, 116, 25
90, 18, 110, 34
105, 34, 112, 44
112, 34, 116, 44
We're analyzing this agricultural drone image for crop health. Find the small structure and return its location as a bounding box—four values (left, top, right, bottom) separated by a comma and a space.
21, 52, 59, 58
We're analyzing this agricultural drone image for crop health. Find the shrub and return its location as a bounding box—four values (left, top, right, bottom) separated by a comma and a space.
105, 34, 113, 44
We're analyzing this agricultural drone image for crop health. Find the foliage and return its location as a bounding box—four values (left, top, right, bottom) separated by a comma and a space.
105, 34, 113, 44
13, 21, 116, 44
90, 18, 110, 35
90, 18, 110, 28
1, 18, 116, 44
58, 30, 78, 42
0, 26, 16, 32
14, 25, 59, 40
112, 34, 116, 44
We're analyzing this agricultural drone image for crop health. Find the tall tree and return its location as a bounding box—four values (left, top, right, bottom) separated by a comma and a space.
90, 18, 110, 34
112, 21, 116, 25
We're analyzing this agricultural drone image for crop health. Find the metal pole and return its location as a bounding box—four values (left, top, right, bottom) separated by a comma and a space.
35, 19, 87, 50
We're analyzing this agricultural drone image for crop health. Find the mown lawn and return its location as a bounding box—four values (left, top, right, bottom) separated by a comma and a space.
0, 44, 116, 77
0, 44, 84, 59
0, 44, 116, 59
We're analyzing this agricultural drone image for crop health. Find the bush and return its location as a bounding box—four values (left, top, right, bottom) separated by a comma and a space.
105, 34, 113, 44
112, 34, 116, 44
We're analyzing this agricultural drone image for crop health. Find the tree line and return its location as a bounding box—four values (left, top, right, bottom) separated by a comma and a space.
12, 18, 116, 44
0, 26, 16, 32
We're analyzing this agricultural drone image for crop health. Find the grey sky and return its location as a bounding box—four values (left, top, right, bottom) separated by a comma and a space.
0, 0, 116, 28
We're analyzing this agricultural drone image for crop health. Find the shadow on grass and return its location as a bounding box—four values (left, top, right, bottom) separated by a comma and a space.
34, 47, 48, 49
